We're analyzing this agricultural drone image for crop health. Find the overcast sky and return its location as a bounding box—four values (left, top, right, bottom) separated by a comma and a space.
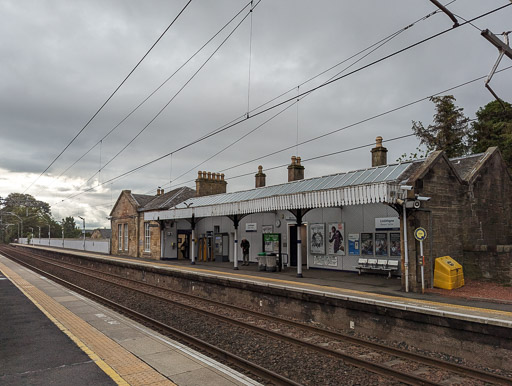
1, 0, 511, 229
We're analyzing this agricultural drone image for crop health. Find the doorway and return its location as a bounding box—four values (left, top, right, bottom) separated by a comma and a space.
289, 224, 307, 267
177, 230, 191, 260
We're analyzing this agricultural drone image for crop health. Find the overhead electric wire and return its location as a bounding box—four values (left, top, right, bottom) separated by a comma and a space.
23, 0, 193, 194
146, 1, 464, 191
76, 0, 262, 191
95, 0, 457, 194
61, 63, 512, 204
52, 1, 253, 183
54, 3, 511, 204
224, 134, 417, 182
150, 64, 512, 191
164, 8, 427, 189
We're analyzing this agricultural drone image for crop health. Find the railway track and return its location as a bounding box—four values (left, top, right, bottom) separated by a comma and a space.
3, 245, 511, 385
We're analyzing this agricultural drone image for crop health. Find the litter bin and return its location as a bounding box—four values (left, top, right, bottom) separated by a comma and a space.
434, 256, 464, 290
257, 252, 267, 271
266, 253, 277, 272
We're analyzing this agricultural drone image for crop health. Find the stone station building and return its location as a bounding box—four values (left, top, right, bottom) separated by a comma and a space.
111, 138, 512, 292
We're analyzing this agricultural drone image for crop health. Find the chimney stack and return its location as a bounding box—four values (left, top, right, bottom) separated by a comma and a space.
371, 136, 388, 167
195, 171, 227, 197
287, 156, 305, 182
255, 165, 266, 188
157, 187, 163, 196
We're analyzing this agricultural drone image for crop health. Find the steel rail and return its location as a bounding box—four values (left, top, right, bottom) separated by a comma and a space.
1, 247, 299, 386
14, 245, 510, 386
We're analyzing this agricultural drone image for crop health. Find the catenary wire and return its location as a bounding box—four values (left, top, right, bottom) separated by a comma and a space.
22, 0, 193, 194
51, 1, 253, 183
76, 0, 262, 190
58, 64, 512, 204
152, 65, 512, 191
54, 4, 511, 204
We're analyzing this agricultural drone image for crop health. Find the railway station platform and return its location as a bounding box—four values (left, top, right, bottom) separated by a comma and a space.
3, 243, 512, 379
0, 254, 261, 386
11, 244, 512, 326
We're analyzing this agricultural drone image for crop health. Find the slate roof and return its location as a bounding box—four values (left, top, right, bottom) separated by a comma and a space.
140, 187, 196, 212
131, 194, 155, 207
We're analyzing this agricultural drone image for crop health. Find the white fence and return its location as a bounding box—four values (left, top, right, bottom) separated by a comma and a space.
18, 238, 110, 254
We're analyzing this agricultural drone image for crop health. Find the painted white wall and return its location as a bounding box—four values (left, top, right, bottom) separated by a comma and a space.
18, 238, 110, 254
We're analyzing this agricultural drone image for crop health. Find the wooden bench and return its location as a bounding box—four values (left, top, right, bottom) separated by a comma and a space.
355, 258, 399, 278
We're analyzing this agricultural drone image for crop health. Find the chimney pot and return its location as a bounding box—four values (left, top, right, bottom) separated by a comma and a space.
255, 165, 266, 188
371, 136, 388, 167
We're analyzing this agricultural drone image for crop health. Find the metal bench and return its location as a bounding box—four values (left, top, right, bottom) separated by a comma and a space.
355, 258, 399, 278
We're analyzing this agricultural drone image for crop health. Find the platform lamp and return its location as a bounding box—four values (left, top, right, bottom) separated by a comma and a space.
78, 216, 85, 251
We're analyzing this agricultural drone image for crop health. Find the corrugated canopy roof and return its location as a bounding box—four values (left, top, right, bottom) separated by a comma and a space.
145, 162, 413, 221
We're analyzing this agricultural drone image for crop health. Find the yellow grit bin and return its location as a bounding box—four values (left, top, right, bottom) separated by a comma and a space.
434, 256, 464, 290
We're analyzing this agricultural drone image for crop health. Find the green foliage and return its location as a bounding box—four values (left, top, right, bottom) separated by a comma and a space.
0, 193, 56, 243
62, 216, 82, 238
469, 100, 512, 172
396, 146, 429, 163
411, 95, 470, 158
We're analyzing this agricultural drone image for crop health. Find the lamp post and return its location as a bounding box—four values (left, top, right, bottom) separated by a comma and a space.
37, 226, 41, 244
29, 227, 34, 245
61, 220, 65, 248
2, 212, 23, 239
78, 216, 85, 250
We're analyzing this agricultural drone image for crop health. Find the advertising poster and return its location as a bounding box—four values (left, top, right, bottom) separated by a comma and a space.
309, 223, 325, 255
390, 233, 401, 256
313, 255, 338, 267
361, 233, 374, 256
327, 223, 345, 255
375, 233, 388, 256
348, 234, 360, 255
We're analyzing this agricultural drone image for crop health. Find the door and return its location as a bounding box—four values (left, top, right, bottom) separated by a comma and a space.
289, 225, 307, 267
177, 230, 191, 260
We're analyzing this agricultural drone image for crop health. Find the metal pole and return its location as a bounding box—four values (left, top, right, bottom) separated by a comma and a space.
48, 223, 50, 245
191, 229, 196, 265
62, 223, 64, 248
403, 204, 409, 293
297, 226, 303, 278
38, 226, 41, 244
420, 240, 425, 294
233, 227, 239, 270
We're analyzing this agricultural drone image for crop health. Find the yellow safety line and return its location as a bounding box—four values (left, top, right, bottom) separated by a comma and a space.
0, 266, 128, 385
20, 245, 512, 318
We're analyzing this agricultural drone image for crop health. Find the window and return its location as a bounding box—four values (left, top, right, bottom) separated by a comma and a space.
118, 224, 123, 251
123, 224, 128, 251
144, 222, 151, 252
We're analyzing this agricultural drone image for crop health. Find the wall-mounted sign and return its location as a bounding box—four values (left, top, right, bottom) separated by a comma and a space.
328, 223, 345, 255
348, 234, 360, 255
245, 223, 257, 232
309, 223, 325, 255
375, 217, 400, 231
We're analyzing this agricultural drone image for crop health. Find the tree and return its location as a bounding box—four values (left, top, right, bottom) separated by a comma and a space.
0, 193, 55, 243
411, 95, 470, 158
469, 100, 512, 172
62, 216, 82, 238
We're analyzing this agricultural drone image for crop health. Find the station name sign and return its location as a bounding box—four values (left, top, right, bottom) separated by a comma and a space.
375, 217, 400, 231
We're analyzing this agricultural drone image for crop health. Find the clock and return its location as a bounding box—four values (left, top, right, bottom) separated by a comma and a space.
275, 219, 281, 228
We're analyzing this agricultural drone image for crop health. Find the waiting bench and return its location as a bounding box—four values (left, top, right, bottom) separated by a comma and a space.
355, 258, 399, 278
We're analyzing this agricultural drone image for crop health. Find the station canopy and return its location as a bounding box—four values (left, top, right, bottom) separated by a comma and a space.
144, 162, 415, 221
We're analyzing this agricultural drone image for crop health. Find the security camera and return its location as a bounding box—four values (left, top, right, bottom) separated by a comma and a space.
416, 196, 431, 201
399, 185, 413, 191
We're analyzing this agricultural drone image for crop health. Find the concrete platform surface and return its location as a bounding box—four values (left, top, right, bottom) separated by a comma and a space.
0, 255, 261, 386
